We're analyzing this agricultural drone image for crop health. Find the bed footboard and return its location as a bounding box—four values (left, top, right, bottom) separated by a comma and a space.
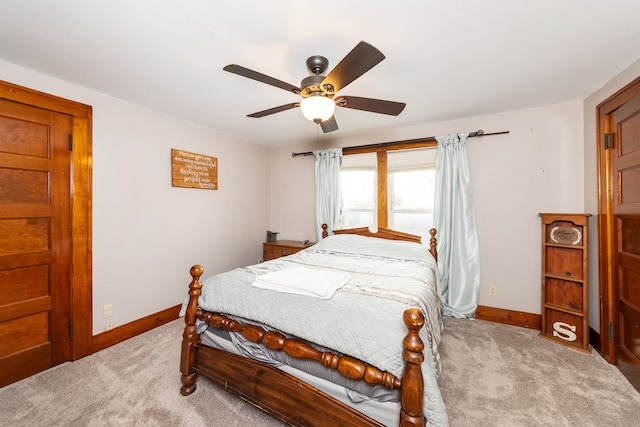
179, 264, 427, 426
196, 311, 402, 390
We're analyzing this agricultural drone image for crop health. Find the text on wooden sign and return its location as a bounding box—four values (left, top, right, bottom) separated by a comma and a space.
171, 149, 218, 190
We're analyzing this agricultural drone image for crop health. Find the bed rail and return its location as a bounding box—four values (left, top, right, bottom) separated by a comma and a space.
196, 310, 403, 389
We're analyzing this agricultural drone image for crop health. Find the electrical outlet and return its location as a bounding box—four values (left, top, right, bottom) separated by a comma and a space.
103, 304, 113, 318
105, 323, 114, 331
488, 286, 497, 297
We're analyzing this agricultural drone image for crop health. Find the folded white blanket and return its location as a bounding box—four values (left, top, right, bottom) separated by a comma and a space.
252, 266, 351, 299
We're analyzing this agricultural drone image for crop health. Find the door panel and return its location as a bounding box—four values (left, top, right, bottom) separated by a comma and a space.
0, 218, 50, 253
0, 98, 72, 387
618, 167, 640, 204
0, 265, 49, 311
0, 114, 50, 157
0, 169, 50, 203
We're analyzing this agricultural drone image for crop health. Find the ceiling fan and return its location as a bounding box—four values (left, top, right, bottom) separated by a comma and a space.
223, 41, 406, 133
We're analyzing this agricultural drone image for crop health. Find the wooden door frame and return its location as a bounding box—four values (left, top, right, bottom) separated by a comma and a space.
596, 75, 640, 363
0, 79, 92, 360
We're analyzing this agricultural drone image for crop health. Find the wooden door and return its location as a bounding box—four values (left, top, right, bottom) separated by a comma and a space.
598, 76, 640, 392
0, 97, 73, 387
610, 92, 640, 390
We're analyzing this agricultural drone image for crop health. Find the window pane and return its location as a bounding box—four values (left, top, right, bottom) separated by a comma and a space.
391, 213, 434, 237
388, 148, 436, 169
388, 148, 436, 237
391, 169, 435, 210
341, 170, 375, 209
342, 211, 374, 228
340, 152, 377, 229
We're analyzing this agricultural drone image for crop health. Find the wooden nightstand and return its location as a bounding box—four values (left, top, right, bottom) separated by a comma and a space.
263, 240, 314, 261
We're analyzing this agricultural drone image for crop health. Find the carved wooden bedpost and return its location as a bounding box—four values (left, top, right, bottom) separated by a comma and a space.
322, 223, 328, 238
400, 308, 426, 426
180, 264, 203, 396
428, 228, 437, 262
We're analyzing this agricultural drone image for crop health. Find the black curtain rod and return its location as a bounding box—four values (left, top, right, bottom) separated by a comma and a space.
291, 129, 510, 157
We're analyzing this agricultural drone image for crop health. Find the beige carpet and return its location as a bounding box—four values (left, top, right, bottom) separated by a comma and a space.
1, 317, 639, 426
438, 317, 640, 426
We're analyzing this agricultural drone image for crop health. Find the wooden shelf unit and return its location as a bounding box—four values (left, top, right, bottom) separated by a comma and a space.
539, 213, 591, 353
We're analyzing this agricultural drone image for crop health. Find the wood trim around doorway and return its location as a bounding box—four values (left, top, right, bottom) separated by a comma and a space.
0, 80, 93, 360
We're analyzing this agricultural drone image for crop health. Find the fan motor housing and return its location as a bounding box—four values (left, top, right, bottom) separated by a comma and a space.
300, 75, 325, 97
306, 55, 328, 75
301, 56, 335, 98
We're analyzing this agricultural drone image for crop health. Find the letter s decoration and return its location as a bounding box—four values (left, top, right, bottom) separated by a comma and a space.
552, 321, 577, 342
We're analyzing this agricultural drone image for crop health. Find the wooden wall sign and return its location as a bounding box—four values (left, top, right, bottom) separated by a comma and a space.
171, 149, 218, 190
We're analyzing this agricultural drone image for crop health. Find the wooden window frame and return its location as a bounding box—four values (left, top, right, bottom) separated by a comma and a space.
344, 141, 436, 229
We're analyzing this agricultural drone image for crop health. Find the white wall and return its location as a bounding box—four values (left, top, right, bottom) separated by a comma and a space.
6, 52, 637, 333
0, 60, 271, 334
583, 58, 640, 331
271, 102, 584, 315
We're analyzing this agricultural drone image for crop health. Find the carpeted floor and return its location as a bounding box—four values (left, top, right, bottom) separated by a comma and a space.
1, 317, 639, 426
438, 317, 640, 426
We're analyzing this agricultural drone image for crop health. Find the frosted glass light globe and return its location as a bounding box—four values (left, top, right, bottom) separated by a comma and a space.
300, 96, 335, 122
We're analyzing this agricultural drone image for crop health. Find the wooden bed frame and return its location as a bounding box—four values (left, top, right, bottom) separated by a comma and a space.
180, 226, 438, 427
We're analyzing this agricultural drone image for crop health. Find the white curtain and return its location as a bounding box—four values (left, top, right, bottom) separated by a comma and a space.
433, 133, 480, 318
313, 148, 342, 241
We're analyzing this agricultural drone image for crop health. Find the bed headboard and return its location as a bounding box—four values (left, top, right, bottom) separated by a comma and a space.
321, 224, 438, 261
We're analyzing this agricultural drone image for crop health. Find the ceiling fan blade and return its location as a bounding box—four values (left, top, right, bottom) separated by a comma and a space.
335, 96, 406, 116
320, 116, 339, 133
247, 103, 299, 118
321, 41, 385, 93
223, 64, 301, 94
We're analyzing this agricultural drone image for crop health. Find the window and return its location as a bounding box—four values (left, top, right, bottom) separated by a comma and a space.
340, 153, 376, 229
339, 146, 437, 238
387, 149, 436, 236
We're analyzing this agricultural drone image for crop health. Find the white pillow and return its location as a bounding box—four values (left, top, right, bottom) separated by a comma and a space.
312, 234, 433, 261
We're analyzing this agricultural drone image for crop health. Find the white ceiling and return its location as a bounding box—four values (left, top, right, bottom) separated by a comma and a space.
1, 0, 639, 148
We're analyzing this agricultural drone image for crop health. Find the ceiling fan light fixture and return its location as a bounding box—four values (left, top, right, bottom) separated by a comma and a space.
300, 95, 335, 123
